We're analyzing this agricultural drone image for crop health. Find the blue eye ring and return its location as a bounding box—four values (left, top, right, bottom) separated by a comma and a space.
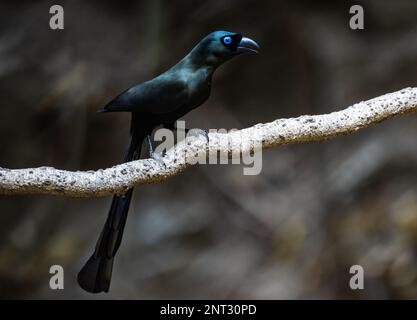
223, 36, 232, 45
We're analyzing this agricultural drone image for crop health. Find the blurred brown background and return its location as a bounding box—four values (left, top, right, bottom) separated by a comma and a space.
1, 0, 417, 299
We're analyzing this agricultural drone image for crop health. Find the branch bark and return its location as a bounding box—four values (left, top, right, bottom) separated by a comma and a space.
1, 87, 417, 197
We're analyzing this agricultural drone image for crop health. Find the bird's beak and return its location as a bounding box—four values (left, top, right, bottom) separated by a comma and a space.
237, 36, 260, 54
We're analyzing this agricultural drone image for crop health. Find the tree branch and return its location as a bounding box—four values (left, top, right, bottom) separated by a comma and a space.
1, 87, 417, 197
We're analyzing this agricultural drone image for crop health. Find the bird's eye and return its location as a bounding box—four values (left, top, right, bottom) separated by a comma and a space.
222, 36, 232, 45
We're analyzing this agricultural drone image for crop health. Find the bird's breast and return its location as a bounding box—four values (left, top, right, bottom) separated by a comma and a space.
185, 69, 212, 109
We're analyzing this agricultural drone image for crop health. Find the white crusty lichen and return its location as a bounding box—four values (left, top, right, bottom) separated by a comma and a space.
1, 87, 417, 197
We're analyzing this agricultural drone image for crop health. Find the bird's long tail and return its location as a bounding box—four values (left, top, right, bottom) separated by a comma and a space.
77, 130, 145, 293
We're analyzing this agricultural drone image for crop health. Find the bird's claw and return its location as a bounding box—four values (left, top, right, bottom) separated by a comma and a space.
187, 128, 209, 144
150, 152, 166, 168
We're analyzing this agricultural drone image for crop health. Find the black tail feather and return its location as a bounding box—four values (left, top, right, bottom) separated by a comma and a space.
77, 254, 113, 293
78, 128, 145, 293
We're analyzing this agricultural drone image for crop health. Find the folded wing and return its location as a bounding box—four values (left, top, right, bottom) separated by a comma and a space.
99, 77, 189, 114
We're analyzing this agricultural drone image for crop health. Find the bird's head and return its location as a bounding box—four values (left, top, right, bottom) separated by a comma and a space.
187, 30, 259, 68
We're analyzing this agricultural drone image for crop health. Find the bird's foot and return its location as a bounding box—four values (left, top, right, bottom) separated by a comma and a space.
147, 134, 166, 168
186, 128, 209, 144
150, 152, 166, 168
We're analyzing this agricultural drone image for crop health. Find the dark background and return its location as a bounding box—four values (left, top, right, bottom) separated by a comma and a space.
1, 0, 417, 299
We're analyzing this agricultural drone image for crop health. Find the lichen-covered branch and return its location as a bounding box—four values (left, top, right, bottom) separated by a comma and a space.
1, 87, 417, 197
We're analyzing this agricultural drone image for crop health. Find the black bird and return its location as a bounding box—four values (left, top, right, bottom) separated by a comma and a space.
77, 30, 259, 293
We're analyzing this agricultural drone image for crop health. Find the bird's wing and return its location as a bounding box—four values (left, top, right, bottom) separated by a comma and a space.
99, 77, 189, 114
